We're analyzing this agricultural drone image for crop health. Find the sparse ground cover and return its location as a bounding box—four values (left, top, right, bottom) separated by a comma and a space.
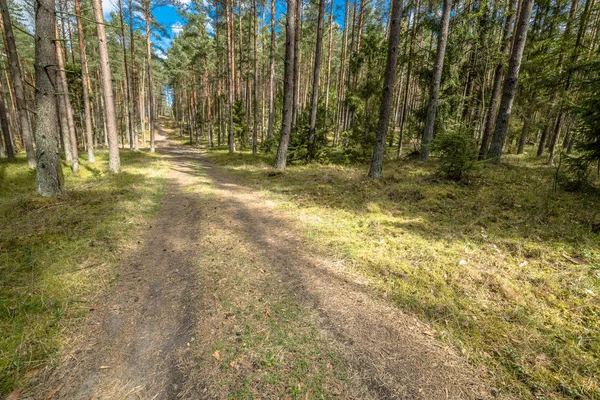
200, 142, 600, 399
0, 150, 169, 396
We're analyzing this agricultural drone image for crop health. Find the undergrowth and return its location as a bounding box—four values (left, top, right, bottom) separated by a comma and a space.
0, 150, 169, 396
202, 146, 600, 400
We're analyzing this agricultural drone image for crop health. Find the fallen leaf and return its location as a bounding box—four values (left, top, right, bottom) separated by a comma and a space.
459, 259, 468, 266
99, 366, 110, 369
6, 389, 21, 400
212, 350, 222, 361
47, 384, 62, 399
519, 260, 528, 267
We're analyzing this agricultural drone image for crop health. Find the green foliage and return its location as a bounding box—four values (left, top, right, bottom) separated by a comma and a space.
431, 129, 479, 181
558, 153, 594, 192
233, 100, 249, 150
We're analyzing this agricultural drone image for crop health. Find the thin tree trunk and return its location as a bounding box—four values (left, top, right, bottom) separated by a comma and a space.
324, 0, 334, 132
306, 0, 326, 162
368, 0, 403, 178
226, 0, 235, 153
478, 0, 517, 159
0, 0, 36, 167
487, 0, 534, 160
252, 0, 258, 154
56, 24, 79, 174
74, 0, 95, 162
34, 0, 63, 196
420, 0, 452, 160
267, 0, 276, 143
92, 0, 120, 172
274, 0, 296, 169
144, 0, 155, 152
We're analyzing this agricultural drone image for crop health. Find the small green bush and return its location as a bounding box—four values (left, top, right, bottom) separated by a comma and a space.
431, 131, 479, 181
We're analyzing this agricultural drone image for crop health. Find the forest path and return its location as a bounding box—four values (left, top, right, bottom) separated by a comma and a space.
26, 123, 494, 399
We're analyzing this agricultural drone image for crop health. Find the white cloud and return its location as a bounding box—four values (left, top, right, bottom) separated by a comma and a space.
172, 21, 184, 36
102, 0, 118, 16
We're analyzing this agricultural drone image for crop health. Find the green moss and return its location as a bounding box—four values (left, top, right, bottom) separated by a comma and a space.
203, 146, 600, 399
0, 150, 169, 396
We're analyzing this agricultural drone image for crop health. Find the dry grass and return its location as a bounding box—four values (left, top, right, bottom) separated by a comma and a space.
201, 146, 600, 400
0, 150, 169, 396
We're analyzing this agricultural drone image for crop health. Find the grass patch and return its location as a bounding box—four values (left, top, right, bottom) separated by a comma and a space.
182, 167, 351, 398
0, 150, 169, 396
202, 146, 600, 399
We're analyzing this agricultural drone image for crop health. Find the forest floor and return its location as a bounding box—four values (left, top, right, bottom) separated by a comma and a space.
15, 122, 497, 399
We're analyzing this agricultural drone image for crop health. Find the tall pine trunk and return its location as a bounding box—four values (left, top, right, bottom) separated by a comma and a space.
74, 0, 95, 162
267, 0, 276, 143
34, 0, 63, 196
420, 0, 452, 160
226, 0, 235, 153
274, 0, 296, 169
145, 0, 156, 152
368, 0, 403, 178
306, 0, 326, 162
487, 0, 534, 160
92, 0, 120, 172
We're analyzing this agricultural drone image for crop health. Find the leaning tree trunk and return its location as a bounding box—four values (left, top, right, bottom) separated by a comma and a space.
34, 0, 63, 196
0, 0, 36, 168
129, 0, 139, 150
420, 0, 452, 160
74, 0, 95, 162
92, 0, 120, 172
306, 0, 326, 162
144, 0, 155, 153
368, 0, 404, 178
487, 0, 534, 160
274, 0, 297, 170
478, 0, 517, 159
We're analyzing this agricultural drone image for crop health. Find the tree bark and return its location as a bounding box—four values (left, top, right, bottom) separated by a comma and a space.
478, 0, 517, 159
92, 0, 120, 172
487, 0, 534, 160
34, 0, 63, 196
368, 0, 403, 178
274, 0, 296, 170
323, 0, 334, 131
306, 0, 326, 162
0, 0, 36, 167
252, 0, 258, 154
74, 0, 95, 162
56, 24, 79, 174
267, 0, 276, 143
226, 0, 235, 153
420, 0, 452, 160
144, 0, 156, 152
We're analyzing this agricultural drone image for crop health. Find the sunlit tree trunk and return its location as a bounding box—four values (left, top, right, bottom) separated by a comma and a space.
368, 0, 403, 178
420, 0, 452, 160
144, 0, 156, 152
252, 0, 258, 154
323, 0, 334, 131
306, 0, 325, 162
478, 0, 517, 159
92, 0, 120, 172
267, 0, 276, 143
34, 0, 63, 196
274, 0, 296, 169
226, 0, 235, 153
74, 0, 95, 162
487, 0, 534, 160
56, 24, 79, 174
